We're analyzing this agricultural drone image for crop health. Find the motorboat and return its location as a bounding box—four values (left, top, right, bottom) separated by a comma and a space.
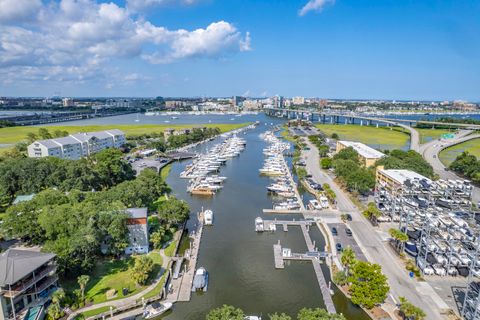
143, 302, 173, 319
255, 217, 264, 232
192, 267, 209, 292
204, 210, 213, 225
244, 316, 262, 320
308, 199, 322, 210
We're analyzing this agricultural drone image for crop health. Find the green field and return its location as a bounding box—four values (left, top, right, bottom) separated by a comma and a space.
439, 138, 480, 166
79, 306, 113, 319
315, 124, 410, 151
62, 252, 163, 305
160, 164, 172, 181
0, 123, 251, 145
416, 128, 455, 144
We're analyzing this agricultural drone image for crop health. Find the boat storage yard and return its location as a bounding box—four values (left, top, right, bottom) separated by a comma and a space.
375, 169, 480, 319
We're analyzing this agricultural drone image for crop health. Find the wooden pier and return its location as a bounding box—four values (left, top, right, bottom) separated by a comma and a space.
264, 219, 337, 314
168, 217, 204, 302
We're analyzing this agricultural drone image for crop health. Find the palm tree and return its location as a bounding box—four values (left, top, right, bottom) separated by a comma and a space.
399, 296, 426, 320
389, 228, 409, 253
48, 288, 65, 320
340, 246, 356, 276
77, 275, 90, 302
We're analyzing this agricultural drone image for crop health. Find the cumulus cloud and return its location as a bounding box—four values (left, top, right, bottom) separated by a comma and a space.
0, 0, 42, 23
127, 0, 200, 13
0, 0, 250, 83
299, 0, 335, 16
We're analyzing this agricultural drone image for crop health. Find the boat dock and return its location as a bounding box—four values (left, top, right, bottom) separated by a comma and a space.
282, 154, 306, 211
168, 215, 204, 302
264, 219, 336, 314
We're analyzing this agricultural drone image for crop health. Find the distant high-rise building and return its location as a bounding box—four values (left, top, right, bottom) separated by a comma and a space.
274, 95, 284, 108
62, 98, 74, 107
232, 96, 245, 107
292, 96, 305, 105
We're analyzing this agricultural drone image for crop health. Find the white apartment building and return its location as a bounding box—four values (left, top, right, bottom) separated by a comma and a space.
27, 129, 126, 160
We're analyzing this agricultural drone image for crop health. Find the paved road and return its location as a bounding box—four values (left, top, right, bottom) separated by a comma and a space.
419, 129, 480, 203
303, 140, 449, 320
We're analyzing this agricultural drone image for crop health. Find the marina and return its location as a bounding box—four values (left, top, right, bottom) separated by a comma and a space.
257, 218, 336, 314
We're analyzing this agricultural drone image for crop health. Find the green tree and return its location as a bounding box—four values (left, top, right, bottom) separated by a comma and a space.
150, 226, 166, 250
362, 202, 382, 224
26, 132, 38, 143
321, 158, 332, 169
349, 261, 389, 309
47, 288, 65, 320
333, 147, 359, 163
340, 246, 356, 276
398, 296, 426, 320
93, 148, 135, 189
297, 307, 346, 319
206, 305, 245, 320
131, 255, 154, 285
333, 270, 348, 286
389, 228, 409, 253
38, 128, 52, 139
269, 313, 292, 320
331, 133, 339, 139
53, 129, 69, 138
158, 197, 190, 225
77, 275, 90, 302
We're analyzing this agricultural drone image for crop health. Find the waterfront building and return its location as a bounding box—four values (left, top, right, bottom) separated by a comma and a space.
335, 141, 385, 167
274, 95, 284, 109
0, 249, 57, 320
292, 96, 305, 105
375, 167, 430, 192
125, 208, 149, 255
27, 129, 125, 160
62, 98, 74, 107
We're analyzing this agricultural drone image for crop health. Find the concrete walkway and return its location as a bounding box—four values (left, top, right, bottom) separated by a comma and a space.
303, 139, 449, 320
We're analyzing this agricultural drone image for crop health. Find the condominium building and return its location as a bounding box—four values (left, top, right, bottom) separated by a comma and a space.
0, 249, 57, 320
336, 140, 385, 167
27, 129, 126, 160
375, 167, 431, 192
125, 208, 149, 255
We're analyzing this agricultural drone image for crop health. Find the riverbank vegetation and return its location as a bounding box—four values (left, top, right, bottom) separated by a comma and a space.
440, 139, 480, 166
448, 151, 480, 184
206, 305, 346, 320
315, 124, 410, 150
415, 128, 453, 144
0, 123, 250, 145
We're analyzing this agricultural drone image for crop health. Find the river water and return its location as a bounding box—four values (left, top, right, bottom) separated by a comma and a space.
30, 110, 476, 319
160, 118, 369, 319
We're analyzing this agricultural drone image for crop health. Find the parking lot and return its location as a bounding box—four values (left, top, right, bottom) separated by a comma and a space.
328, 222, 367, 261
131, 157, 170, 175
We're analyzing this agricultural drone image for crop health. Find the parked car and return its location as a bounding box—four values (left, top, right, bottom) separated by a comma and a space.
336, 243, 343, 252
345, 214, 352, 221
331, 227, 338, 236
345, 228, 352, 236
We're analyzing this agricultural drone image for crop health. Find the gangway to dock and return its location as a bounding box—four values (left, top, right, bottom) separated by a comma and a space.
263, 218, 337, 314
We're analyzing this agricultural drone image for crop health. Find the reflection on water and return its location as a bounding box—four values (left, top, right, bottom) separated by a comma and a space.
161, 120, 369, 320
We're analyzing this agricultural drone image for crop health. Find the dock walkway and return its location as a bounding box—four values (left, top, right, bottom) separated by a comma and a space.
168, 218, 204, 302
265, 219, 336, 314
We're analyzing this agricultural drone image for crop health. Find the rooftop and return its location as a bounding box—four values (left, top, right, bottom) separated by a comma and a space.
0, 249, 56, 286
126, 207, 148, 219
338, 140, 385, 159
378, 168, 430, 185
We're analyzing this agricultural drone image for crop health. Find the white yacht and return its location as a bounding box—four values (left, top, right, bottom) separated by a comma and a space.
143, 302, 173, 319
255, 217, 264, 232
204, 210, 214, 225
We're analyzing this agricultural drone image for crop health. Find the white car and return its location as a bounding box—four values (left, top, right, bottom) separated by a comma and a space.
422, 266, 435, 275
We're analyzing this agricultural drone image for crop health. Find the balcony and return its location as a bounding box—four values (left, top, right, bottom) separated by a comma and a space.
1, 265, 56, 298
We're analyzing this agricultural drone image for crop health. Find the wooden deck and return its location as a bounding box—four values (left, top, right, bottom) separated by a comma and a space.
273, 242, 284, 269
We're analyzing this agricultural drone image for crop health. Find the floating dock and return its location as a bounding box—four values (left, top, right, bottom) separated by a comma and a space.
264, 219, 336, 314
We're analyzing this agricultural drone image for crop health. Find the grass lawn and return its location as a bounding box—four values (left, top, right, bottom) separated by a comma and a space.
62, 252, 163, 305
280, 128, 297, 143
416, 128, 455, 144
0, 123, 251, 145
164, 240, 178, 257
160, 164, 172, 181
439, 138, 480, 166
315, 124, 410, 151
78, 306, 113, 319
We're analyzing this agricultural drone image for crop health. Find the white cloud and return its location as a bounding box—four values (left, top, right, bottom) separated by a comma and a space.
0, 0, 42, 23
0, 0, 250, 84
127, 0, 200, 13
299, 0, 335, 16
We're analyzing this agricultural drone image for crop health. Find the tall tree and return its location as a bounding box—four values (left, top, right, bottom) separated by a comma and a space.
348, 261, 390, 309
297, 308, 346, 320
340, 246, 356, 276
131, 255, 154, 285
77, 275, 90, 302
398, 296, 426, 320
206, 305, 245, 320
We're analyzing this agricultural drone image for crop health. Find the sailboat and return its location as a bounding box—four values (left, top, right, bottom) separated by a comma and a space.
135, 113, 140, 122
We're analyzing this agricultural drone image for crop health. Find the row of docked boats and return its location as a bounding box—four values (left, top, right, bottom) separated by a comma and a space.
181, 135, 246, 195
259, 131, 301, 210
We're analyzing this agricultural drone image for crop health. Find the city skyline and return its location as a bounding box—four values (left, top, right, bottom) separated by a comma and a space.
0, 0, 479, 100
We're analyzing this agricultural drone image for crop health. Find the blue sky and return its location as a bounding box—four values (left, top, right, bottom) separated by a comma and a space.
0, 0, 479, 100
